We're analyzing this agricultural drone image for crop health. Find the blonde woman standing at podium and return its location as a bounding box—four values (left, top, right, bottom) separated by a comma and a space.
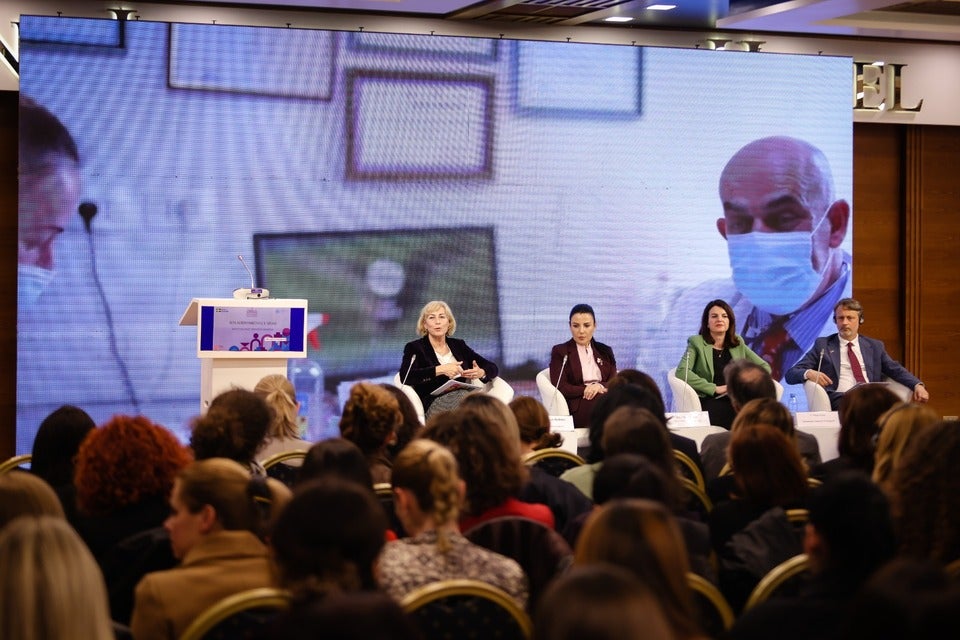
549, 303, 617, 429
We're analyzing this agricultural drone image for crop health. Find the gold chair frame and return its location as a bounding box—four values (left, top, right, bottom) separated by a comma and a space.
742, 553, 810, 612
400, 578, 533, 640
522, 448, 586, 468
260, 449, 309, 470
674, 450, 706, 491
0, 454, 32, 474
178, 587, 291, 640
686, 572, 735, 632
679, 476, 713, 514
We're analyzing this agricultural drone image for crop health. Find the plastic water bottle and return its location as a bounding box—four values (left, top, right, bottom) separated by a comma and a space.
788, 393, 799, 422
288, 358, 324, 440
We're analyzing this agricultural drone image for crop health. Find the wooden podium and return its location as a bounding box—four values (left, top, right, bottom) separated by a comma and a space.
179, 297, 308, 413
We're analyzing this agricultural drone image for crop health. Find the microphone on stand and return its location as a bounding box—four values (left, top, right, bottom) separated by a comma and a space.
234, 254, 269, 299
401, 354, 417, 386
814, 348, 825, 384
683, 351, 691, 387
551, 354, 568, 414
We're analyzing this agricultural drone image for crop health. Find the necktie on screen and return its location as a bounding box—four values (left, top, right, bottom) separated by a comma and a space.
847, 341, 867, 384
759, 320, 795, 381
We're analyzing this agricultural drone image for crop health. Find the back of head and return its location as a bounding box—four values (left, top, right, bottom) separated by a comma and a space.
191, 389, 273, 466
724, 359, 776, 410
422, 407, 526, 516
728, 423, 807, 506
299, 438, 373, 488
837, 383, 902, 470
731, 398, 794, 436
273, 591, 421, 640
574, 499, 698, 637
30, 404, 95, 487
0, 472, 65, 529
592, 453, 676, 509
254, 374, 300, 440
890, 419, 960, 565
459, 393, 522, 457
588, 383, 666, 463
75, 414, 192, 516
177, 458, 289, 536
19, 95, 80, 171
270, 477, 387, 597
339, 382, 401, 456
808, 471, 896, 579
509, 395, 561, 450
378, 383, 423, 458
534, 564, 673, 640
601, 406, 674, 479
872, 403, 940, 489
392, 439, 462, 529
0, 515, 113, 640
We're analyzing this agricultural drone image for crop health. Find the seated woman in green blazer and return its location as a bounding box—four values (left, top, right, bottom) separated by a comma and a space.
675, 299, 771, 429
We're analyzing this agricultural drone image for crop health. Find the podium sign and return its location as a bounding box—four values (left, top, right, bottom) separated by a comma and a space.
180, 297, 308, 412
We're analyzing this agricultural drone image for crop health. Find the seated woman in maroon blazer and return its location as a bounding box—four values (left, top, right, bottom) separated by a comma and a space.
549, 303, 617, 428
398, 300, 498, 419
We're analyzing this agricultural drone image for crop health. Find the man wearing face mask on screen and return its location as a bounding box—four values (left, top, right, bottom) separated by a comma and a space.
18, 95, 81, 309
639, 136, 851, 410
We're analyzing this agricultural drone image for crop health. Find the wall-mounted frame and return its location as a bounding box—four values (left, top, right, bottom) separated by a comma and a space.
346, 71, 495, 180
347, 32, 499, 62
513, 41, 643, 118
19, 15, 125, 48
168, 23, 336, 99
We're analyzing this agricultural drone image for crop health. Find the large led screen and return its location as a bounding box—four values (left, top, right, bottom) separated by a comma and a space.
16, 17, 853, 450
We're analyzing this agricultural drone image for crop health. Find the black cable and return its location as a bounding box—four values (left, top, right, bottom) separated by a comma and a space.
80, 202, 141, 414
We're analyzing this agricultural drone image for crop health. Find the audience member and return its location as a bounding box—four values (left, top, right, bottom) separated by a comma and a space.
0, 471, 65, 529
270, 477, 387, 601
728, 471, 897, 640
298, 437, 374, 488
890, 419, 960, 567
509, 395, 563, 454
254, 373, 309, 463
809, 383, 901, 482
130, 458, 289, 640
423, 407, 554, 531
534, 564, 674, 640
379, 383, 423, 461
575, 499, 708, 640
871, 402, 939, 495
461, 393, 589, 532
378, 438, 528, 607
700, 363, 821, 479
29, 403, 95, 517
190, 388, 272, 475
339, 382, 402, 484
73, 414, 192, 561
0, 515, 114, 640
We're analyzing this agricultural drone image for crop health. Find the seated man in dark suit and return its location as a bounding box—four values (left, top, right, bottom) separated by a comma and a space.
701, 359, 821, 479
785, 298, 928, 410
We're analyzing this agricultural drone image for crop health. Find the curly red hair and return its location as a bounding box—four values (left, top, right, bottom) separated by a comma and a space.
74, 415, 192, 516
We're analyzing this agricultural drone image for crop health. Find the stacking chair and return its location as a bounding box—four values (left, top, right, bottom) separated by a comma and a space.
0, 454, 32, 474
674, 449, 706, 491
522, 448, 585, 478
260, 449, 309, 488
401, 578, 532, 640
742, 553, 812, 612
679, 476, 713, 520
687, 572, 735, 636
178, 587, 291, 640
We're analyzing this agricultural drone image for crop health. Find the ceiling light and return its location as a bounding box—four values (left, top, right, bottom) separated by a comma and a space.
647, 4, 677, 10
604, 16, 634, 23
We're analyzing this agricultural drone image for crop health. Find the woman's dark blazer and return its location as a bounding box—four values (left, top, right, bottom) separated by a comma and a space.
549, 338, 617, 428
399, 336, 498, 413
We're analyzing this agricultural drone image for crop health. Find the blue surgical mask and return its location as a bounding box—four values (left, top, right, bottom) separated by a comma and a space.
18, 264, 56, 309
726, 215, 828, 315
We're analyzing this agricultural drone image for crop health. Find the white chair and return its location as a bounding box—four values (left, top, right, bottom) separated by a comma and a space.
669, 367, 785, 414
804, 376, 914, 412
392, 373, 514, 423
535, 368, 570, 416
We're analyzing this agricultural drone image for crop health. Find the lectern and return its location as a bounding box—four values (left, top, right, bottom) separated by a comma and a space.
179, 297, 308, 413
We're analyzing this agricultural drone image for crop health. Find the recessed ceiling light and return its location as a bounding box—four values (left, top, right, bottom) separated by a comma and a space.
604, 16, 635, 23
647, 4, 677, 10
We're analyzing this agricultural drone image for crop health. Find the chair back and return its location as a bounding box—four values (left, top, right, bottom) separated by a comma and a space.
535, 368, 570, 416
374, 482, 407, 538
803, 380, 833, 412
742, 553, 811, 612
687, 572, 734, 636
178, 587, 291, 640
260, 450, 309, 488
463, 516, 573, 612
679, 476, 713, 520
0, 454, 32, 474
674, 449, 706, 491
401, 578, 532, 640
522, 448, 585, 478
667, 367, 702, 413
